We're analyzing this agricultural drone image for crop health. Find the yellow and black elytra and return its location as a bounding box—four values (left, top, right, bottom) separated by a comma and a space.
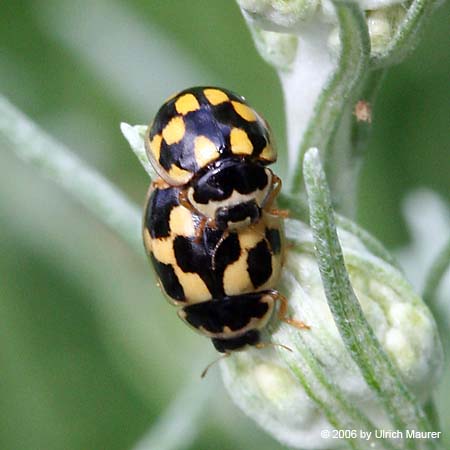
146, 86, 279, 230
143, 87, 306, 354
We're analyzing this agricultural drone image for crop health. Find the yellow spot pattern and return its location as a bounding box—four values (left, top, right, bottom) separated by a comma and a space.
168, 165, 192, 183
231, 101, 257, 122
149, 134, 162, 161
174, 268, 211, 303
230, 128, 253, 155
204, 88, 229, 105
260, 144, 276, 162
151, 238, 176, 265
162, 116, 185, 145
238, 225, 265, 250
223, 255, 253, 296
169, 206, 196, 236
194, 135, 220, 168
175, 94, 200, 115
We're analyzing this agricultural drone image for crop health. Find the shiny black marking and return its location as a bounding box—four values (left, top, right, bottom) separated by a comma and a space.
212, 329, 260, 353
148, 86, 273, 177
211, 232, 241, 279
265, 228, 282, 255
157, 105, 230, 173
146, 188, 179, 238
172, 235, 217, 297
159, 139, 184, 171
211, 102, 269, 158
171, 231, 240, 298
215, 200, 260, 229
192, 159, 268, 204
182, 293, 269, 334
247, 240, 272, 288
149, 101, 177, 141
150, 254, 185, 301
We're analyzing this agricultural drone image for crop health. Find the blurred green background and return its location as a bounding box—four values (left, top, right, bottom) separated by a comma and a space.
1, 1, 449, 449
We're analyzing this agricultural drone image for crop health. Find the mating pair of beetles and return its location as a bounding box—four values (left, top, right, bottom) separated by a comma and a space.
143, 86, 308, 358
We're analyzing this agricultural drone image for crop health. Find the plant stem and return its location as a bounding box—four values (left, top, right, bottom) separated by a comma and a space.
289, 1, 370, 204
0, 94, 142, 255
303, 148, 437, 450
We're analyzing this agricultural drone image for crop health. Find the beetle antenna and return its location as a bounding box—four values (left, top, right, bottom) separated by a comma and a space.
201, 353, 231, 378
255, 342, 293, 352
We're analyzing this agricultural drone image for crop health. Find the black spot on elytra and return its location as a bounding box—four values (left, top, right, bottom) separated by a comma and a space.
247, 240, 272, 288
150, 254, 185, 301
145, 187, 180, 238
149, 100, 177, 140
212, 329, 260, 353
172, 231, 241, 299
149, 86, 272, 175
212, 232, 241, 277
265, 228, 282, 255
182, 292, 269, 334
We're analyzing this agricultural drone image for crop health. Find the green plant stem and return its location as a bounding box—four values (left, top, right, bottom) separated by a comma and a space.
0, 94, 142, 254
349, 69, 386, 160
328, 68, 385, 217
290, 1, 370, 198
303, 148, 437, 450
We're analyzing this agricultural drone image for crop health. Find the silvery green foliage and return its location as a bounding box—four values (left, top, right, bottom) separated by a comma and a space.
219, 148, 443, 450
236, 0, 441, 210
238, 0, 436, 65
120, 122, 158, 179
221, 211, 442, 450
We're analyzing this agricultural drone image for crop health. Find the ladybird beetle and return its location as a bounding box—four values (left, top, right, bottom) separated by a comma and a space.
143, 87, 307, 354
146, 86, 279, 230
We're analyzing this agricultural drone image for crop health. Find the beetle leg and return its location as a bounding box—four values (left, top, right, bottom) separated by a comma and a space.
269, 208, 290, 218
178, 188, 196, 211
271, 290, 310, 330
262, 174, 290, 217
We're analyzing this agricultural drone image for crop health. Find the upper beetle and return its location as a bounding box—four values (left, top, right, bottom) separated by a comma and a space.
145, 86, 281, 230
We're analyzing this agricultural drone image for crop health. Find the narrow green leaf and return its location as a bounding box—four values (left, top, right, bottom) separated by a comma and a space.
303, 148, 436, 450
0, 94, 143, 255
270, 300, 396, 450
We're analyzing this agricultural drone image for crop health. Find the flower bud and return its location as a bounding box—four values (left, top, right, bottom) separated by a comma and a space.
367, 5, 406, 55
220, 218, 443, 449
251, 28, 298, 69
237, 0, 320, 31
